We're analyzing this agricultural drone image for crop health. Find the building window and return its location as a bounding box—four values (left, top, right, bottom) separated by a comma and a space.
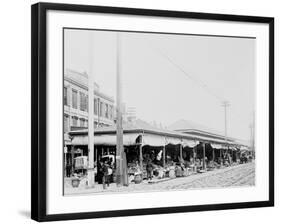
109, 105, 113, 120
105, 103, 109, 118
94, 98, 98, 115
72, 89, 78, 109
99, 102, 103, 117
72, 116, 78, 127
64, 114, 69, 132
80, 118, 85, 127
80, 92, 88, 112
64, 87, 68, 105
85, 119, 88, 127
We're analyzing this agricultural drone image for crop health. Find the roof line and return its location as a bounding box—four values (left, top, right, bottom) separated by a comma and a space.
69, 127, 245, 146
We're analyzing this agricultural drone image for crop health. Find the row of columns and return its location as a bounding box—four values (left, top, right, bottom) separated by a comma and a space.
68, 142, 238, 176
137, 142, 238, 171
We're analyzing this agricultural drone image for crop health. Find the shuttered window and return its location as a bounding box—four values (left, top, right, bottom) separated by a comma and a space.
72, 89, 78, 109
64, 114, 69, 132
79, 92, 88, 112
63, 87, 68, 105
72, 116, 78, 126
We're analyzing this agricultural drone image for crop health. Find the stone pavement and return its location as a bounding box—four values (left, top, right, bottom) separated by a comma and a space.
64, 162, 255, 195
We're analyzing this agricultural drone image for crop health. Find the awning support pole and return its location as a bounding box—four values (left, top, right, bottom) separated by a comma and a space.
202, 143, 206, 170
163, 145, 166, 167
139, 144, 143, 171
193, 147, 196, 165
220, 148, 223, 166
179, 144, 183, 162
193, 146, 196, 172
71, 145, 75, 175
95, 146, 97, 164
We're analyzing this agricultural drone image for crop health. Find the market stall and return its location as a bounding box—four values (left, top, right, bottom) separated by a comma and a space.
67, 119, 249, 183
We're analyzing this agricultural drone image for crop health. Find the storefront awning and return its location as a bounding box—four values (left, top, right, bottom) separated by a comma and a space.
142, 135, 199, 147
240, 146, 250, 151
71, 132, 239, 149
71, 133, 140, 146
182, 139, 199, 148
142, 134, 166, 146
211, 143, 227, 149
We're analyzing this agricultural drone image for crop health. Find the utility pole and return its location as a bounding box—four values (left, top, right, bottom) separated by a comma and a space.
87, 32, 95, 188
249, 111, 255, 158
116, 32, 128, 186
252, 111, 255, 158
222, 101, 230, 164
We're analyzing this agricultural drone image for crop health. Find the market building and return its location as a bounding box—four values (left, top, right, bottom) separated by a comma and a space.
168, 119, 237, 143
66, 119, 251, 180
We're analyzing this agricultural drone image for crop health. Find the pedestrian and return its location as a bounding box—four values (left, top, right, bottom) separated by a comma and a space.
102, 160, 110, 189
146, 160, 153, 181
66, 163, 71, 177
97, 160, 103, 184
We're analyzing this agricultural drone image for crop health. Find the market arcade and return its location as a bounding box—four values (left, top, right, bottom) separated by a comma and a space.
64, 119, 251, 183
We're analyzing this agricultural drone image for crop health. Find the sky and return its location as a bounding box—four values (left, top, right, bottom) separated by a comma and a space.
64, 29, 256, 141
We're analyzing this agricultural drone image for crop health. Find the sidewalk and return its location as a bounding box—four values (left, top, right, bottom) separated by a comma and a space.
64, 162, 255, 195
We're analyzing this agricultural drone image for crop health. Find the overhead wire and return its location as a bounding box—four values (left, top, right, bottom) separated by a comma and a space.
143, 39, 225, 103
142, 39, 254, 135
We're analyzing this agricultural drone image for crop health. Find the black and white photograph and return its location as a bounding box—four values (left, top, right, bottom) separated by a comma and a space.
30, 2, 274, 221
0, 1, 278, 223
63, 29, 256, 195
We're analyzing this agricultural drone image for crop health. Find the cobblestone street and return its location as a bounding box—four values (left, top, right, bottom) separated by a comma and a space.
65, 162, 255, 195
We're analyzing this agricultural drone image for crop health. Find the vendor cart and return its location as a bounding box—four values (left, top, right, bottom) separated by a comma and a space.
74, 156, 88, 176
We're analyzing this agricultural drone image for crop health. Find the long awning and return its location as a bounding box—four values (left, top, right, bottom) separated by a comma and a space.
142, 134, 165, 146
70, 132, 242, 149
240, 146, 250, 151
71, 133, 140, 146
211, 143, 227, 149
182, 139, 199, 148
71, 132, 201, 147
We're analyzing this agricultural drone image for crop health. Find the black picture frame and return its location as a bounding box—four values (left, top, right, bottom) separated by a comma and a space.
31, 2, 274, 222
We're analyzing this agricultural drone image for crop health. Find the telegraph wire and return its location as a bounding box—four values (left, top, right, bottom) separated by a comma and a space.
144, 40, 226, 103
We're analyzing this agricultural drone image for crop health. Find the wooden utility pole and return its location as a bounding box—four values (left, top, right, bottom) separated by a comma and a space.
222, 101, 230, 165
222, 101, 230, 143
87, 32, 95, 188
250, 111, 255, 158
116, 33, 128, 186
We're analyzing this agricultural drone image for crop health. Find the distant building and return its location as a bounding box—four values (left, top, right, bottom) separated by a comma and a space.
124, 106, 137, 123
64, 69, 115, 134
168, 119, 239, 145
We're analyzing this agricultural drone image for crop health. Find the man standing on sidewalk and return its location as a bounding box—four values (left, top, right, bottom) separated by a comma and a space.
146, 160, 153, 181
102, 161, 110, 189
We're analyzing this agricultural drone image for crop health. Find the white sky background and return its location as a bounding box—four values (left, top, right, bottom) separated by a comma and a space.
64, 29, 256, 142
